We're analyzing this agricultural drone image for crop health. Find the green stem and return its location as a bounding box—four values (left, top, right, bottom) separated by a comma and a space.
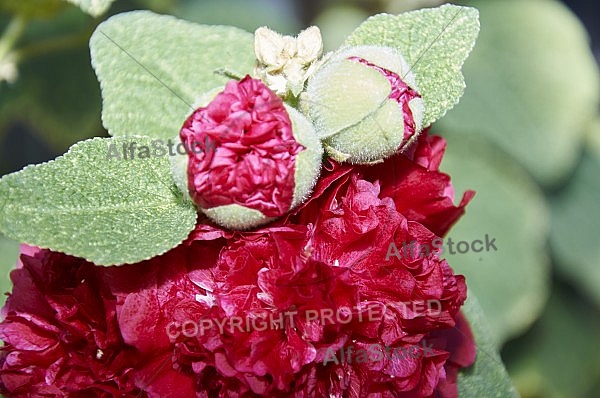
0, 16, 28, 63
14, 31, 91, 62
214, 67, 245, 81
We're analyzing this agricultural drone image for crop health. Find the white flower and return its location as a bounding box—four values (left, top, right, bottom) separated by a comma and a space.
254, 26, 324, 97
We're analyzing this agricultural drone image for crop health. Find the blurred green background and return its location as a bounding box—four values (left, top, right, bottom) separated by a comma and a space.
1, 0, 599, 397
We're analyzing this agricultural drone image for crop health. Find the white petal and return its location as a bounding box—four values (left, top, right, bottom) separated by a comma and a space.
296, 26, 323, 63
254, 27, 286, 66
265, 73, 288, 96
282, 36, 297, 58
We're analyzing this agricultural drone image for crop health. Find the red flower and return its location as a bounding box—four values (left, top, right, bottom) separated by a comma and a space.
97, 241, 223, 398
362, 132, 475, 237
157, 132, 475, 397
180, 75, 305, 217
0, 246, 144, 397
190, 130, 473, 241
0, 132, 475, 397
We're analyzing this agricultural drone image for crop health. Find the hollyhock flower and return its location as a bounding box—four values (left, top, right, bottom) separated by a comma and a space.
155, 132, 474, 396
427, 312, 477, 398
362, 132, 475, 237
189, 130, 473, 241
98, 240, 225, 398
0, 130, 474, 397
0, 246, 144, 397
165, 175, 471, 396
178, 75, 323, 230
0, 244, 220, 398
0, 6, 484, 397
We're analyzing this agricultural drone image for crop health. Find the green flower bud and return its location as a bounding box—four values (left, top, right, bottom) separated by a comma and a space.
301, 45, 425, 164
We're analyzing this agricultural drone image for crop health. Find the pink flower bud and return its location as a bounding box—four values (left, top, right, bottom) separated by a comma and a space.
179, 76, 322, 229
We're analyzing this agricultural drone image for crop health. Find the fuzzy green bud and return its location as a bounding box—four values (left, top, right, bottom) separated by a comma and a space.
301, 45, 425, 164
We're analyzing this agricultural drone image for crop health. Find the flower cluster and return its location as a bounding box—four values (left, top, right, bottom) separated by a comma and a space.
0, 10, 480, 397
0, 132, 475, 397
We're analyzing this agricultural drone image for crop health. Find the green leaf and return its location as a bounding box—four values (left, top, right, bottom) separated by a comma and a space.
458, 294, 520, 397
0, 235, 19, 306
344, 4, 480, 128
504, 286, 600, 398
437, 0, 600, 186
0, 136, 197, 266
64, 0, 115, 17
438, 132, 550, 345
90, 10, 256, 140
550, 122, 600, 308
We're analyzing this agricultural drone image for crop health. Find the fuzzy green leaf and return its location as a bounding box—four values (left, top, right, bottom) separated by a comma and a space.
458, 294, 520, 397
344, 4, 480, 127
438, 0, 600, 186
550, 122, 600, 308
0, 136, 197, 266
90, 10, 256, 140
